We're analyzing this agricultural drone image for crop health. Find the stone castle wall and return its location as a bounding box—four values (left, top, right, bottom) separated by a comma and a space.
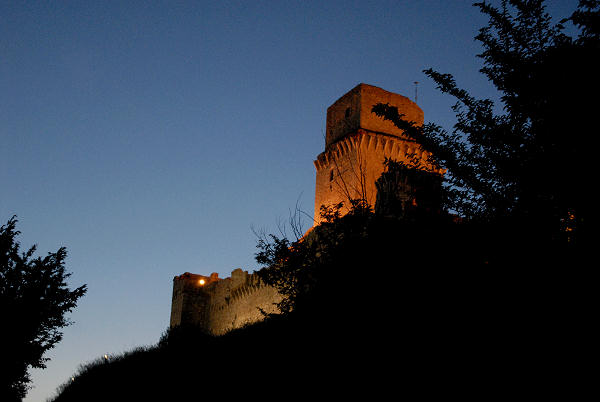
325, 83, 424, 148
170, 269, 282, 335
314, 130, 442, 222
170, 83, 442, 335
314, 83, 441, 223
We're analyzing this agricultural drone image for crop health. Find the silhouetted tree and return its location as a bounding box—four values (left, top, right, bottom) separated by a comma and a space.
369, 4, 594, 387
373, 0, 598, 260
375, 158, 444, 220
1, 216, 87, 402
256, 194, 487, 330
253, 3, 595, 391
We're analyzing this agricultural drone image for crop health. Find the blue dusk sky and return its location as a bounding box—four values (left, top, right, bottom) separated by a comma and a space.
0, 1, 579, 400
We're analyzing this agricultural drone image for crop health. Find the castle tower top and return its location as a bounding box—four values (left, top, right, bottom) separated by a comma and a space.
325, 83, 424, 149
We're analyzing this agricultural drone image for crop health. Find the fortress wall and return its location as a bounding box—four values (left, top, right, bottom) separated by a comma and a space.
170, 83, 438, 335
206, 274, 282, 335
170, 272, 216, 328
314, 130, 440, 223
315, 83, 434, 224
325, 83, 423, 148
357, 85, 423, 137
170, 269, 282, 335
326, 86, 362, 147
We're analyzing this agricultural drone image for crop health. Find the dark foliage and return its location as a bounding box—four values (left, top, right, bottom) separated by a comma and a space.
375, 158, 444, 219
51, 318, 405, 401
373, 0, 598, 253
253, 196, 589, 397
51, 198, 591, 400
0, 217, 87, 402
48, 3, 597, 400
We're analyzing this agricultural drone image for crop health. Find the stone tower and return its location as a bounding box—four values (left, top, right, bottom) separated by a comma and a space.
313, 83, 441, 223
170, 83, 443, 336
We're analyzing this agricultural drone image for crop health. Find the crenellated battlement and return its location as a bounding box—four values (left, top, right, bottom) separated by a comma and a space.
314, 129, 442, 174
170, 268, 281, 335
169, 83, 443, 335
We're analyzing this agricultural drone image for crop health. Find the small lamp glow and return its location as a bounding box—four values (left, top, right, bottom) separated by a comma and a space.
199, 279, 206, 286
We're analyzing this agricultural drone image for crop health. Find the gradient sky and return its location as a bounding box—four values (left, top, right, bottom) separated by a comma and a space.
0, 1, 579, 400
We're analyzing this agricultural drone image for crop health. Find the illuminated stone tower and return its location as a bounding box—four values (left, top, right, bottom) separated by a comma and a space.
170, 84, 443, 336
313, 83, 441, 223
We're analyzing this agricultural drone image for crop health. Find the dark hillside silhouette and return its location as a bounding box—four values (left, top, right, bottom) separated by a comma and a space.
49, 1, 594, 400
51, 203, 587, 400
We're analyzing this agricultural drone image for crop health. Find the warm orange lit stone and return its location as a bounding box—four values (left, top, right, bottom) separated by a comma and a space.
170, 84, 437, 335
325, 83, 424, 148
314, 83, 442, 224
170, 269, 281, 335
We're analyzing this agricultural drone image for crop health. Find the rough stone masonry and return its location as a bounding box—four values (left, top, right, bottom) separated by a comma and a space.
170, 83, 439, 335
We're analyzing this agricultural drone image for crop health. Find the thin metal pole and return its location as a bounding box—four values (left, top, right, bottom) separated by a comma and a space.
414, 81, 419, 103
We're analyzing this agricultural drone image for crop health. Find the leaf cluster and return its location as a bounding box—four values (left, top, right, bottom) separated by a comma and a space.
373, 0, 597, 249
1, 216, 87, 401
255, 195, 464, 323
375, 158, 444, 220
256, 203, 372, 316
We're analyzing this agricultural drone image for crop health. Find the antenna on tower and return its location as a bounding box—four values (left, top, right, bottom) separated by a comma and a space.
414, 81, 419, 103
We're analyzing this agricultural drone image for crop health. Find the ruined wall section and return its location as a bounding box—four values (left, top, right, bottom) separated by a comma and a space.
170, 269, 282, 335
